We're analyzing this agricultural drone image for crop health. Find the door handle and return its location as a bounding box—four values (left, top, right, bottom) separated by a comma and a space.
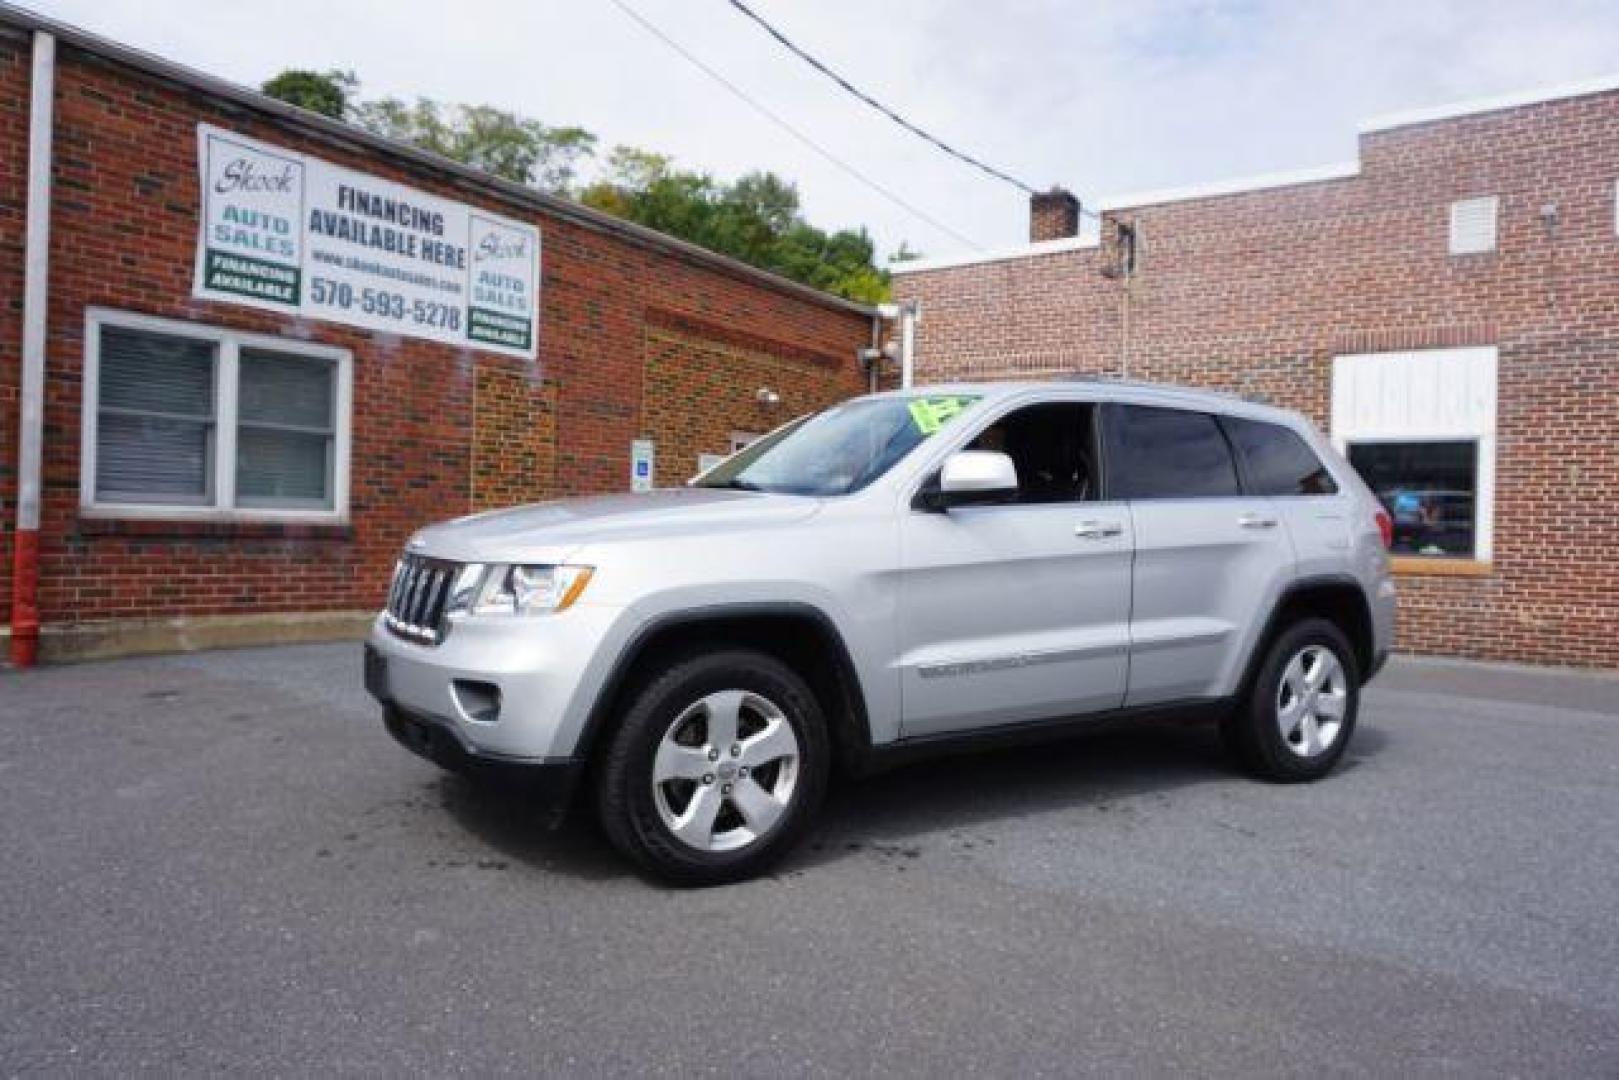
1074, 520, 1124, 540
1238, 513, 1279, 529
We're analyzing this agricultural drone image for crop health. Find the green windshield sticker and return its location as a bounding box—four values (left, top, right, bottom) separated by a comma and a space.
907, 396, 977, 435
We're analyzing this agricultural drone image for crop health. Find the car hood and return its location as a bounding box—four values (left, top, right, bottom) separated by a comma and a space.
408, 487, 822, 563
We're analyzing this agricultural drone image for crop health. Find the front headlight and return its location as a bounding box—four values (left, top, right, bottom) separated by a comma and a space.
469, 564, 595, 616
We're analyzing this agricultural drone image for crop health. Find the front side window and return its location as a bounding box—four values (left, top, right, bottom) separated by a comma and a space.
962, 402, 1098, 504
695, 394, 978, 496
1104, 404, 1240, 499
1223, 416, 1338, 496
85, 312, 350, 520
1347, 441, 1478, 558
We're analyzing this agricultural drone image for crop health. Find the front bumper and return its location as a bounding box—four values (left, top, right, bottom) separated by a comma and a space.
379, 702, 584, 826
363, 603, 622, 762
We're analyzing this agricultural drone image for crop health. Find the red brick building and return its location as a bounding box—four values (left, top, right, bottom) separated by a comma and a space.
0, 10, 877, 662
893, 77, 1619, 668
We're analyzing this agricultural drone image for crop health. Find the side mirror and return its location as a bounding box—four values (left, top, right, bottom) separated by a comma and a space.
922, 451, 1018, 509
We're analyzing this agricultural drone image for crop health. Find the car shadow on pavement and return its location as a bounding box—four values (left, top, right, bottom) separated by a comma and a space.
431, 773, 628, 882
797, 720, 1387, 868
432, 719, 1392, 883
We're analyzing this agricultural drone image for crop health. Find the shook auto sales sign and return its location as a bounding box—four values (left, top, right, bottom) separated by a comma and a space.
193, 124, 540, 359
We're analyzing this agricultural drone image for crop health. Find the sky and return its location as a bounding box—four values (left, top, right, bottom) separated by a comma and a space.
24, 0, 1619, 261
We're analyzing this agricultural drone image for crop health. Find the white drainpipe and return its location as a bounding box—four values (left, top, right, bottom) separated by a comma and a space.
11, 31, 54, 667
898, 300, 919, 389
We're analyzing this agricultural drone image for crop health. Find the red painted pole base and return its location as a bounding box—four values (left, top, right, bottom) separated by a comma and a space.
10, 527, 39, 667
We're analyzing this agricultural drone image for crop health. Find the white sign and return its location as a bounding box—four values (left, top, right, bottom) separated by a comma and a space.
630, 440, 656, 493
194, 124, 539, 359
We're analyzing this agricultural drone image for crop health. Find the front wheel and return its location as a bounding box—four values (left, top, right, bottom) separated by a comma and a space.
596, 649, 829, 885
1222, 618, 1359, 782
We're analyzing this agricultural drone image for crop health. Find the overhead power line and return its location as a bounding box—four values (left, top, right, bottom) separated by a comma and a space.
724, 0, 1040, 196
604, 0, 982, 249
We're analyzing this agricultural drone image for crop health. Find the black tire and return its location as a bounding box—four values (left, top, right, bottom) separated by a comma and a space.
595, 648, 830, 885
1222, 617, 1359, 782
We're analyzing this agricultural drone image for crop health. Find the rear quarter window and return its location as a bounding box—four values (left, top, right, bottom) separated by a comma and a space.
1223, 416, 1338, 496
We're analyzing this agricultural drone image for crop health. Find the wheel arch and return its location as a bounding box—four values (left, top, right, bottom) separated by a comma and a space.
574, 602, 875, 779
1242, 575, 1376, 693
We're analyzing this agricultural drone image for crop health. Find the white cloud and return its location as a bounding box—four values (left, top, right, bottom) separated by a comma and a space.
25, 0, 1619, 260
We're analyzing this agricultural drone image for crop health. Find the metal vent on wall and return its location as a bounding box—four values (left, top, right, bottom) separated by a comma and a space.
1449, 196, 1499, 255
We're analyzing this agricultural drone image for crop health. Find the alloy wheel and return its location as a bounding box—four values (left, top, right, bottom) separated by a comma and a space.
651, 689, 801, 852
1275, 644, 1349, 758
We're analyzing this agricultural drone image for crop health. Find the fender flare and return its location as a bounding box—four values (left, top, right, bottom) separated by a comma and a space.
572, 601, 876, 771
1237, 573, 1374, 694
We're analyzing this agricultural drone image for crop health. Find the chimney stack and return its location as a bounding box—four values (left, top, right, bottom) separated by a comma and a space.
1029, 187, 1080, 242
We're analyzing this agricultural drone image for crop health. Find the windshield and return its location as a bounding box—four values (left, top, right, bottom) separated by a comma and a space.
694, 394, 980, 496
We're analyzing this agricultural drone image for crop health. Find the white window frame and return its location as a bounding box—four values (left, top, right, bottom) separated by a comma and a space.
1331, 346, 1497, 563
728, 430, 762, 454
81, 308, 353, 524
1448, 196, 1498, 255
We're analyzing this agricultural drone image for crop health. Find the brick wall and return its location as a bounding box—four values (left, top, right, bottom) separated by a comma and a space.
0, 34, 870, 653
471, 362, 558, 511
641, 310, 858, 485
895, 90, 1619, 668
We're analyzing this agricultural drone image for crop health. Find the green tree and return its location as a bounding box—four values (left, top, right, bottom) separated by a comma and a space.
256, 73, 887, 300
577, 147, 669, 218
261, 69, 356, 119
580, 149, 890, 302
351, 98, 596, 193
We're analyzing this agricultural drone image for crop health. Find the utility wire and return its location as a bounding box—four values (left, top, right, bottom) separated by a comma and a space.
605, 0, 982, 249
725, 0, 1035, 193
725, 0, 1103, 222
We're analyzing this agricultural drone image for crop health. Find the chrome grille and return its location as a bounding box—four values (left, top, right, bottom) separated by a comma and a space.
383, 555, 460, 644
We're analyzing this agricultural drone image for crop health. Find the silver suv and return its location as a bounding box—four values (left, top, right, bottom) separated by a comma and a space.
364, 381, 1396, 884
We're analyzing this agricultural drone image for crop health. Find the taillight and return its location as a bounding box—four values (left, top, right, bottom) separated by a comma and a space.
1373, 507, 1393, 549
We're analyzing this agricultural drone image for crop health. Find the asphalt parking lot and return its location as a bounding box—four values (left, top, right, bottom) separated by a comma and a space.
2, 645, 1617, 1076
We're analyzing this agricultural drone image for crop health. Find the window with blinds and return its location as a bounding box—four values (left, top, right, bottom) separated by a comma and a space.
95, 327, 218, 504
83, 312, 350, 520
237, 349, 336, 509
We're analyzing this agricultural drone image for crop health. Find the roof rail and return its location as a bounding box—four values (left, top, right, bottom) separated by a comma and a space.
1057, 372, 1240, 395
1054, 372, 1277, 407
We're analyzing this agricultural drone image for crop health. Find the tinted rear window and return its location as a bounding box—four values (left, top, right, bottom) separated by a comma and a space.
1104, 404, 1240, 499
1224, 416, 1338, 496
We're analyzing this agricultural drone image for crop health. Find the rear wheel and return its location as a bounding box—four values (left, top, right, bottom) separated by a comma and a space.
596, 649, 829, 885
1222, 617, 1359, 782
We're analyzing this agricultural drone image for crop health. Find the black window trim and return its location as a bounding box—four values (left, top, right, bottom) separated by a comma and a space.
1215, 414, 1257, 496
